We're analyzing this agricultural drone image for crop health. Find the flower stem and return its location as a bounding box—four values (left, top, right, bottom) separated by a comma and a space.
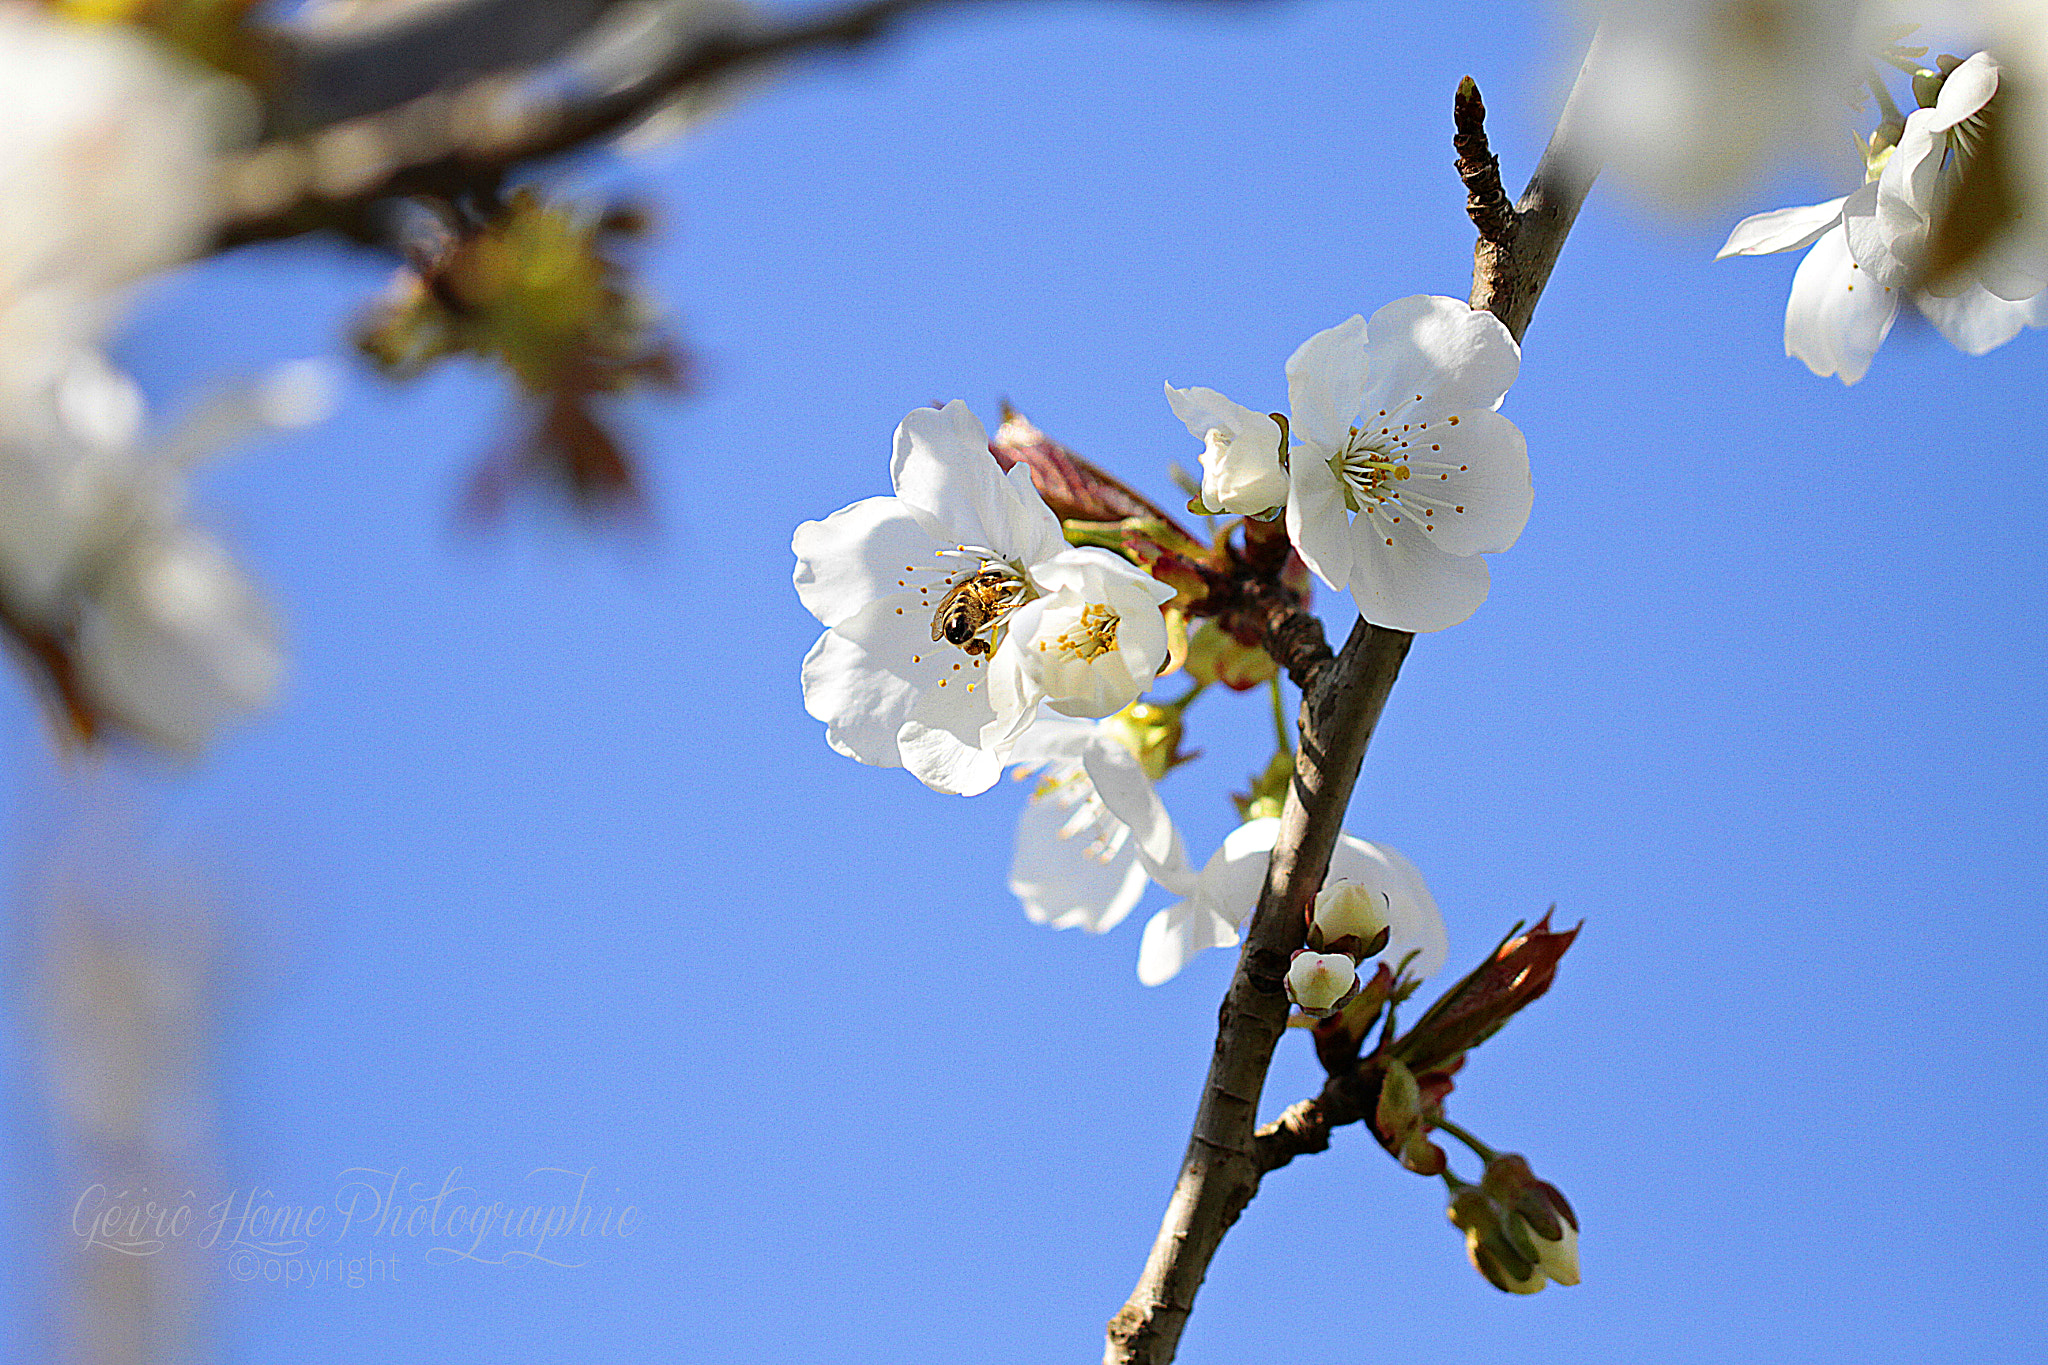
1429, 1114, 1499, 1165
1268, 676, 1291, 754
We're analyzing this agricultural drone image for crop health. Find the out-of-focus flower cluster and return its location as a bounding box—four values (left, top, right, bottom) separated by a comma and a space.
0, 5, 294, 753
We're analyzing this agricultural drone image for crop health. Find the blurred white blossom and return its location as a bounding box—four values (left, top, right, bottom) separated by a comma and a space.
1718, 51, 2048, 381
0, 6, 231, 402
1576, 0, 1879, 210
0, 353, 291, 752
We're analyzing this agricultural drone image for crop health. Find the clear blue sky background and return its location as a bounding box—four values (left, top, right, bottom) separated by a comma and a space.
6, 2, 2047, 1361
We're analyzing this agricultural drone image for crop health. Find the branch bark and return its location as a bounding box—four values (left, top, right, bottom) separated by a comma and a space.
1105, 45, 1604, 1365
218, 0, 993, 248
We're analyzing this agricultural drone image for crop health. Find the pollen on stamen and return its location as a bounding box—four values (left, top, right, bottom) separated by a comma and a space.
1384, 536, 1394, 545
1430, 444, 1440, 451
895, 608, 903, 615
1448, 416, 1460, 426
1459, 464, 1468, 470
1455, 505, 1465, 513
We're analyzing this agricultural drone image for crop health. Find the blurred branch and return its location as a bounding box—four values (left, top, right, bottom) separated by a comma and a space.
275, 0, 629, 127
1105, 47, 1605, 1365
217, 0, 995, 248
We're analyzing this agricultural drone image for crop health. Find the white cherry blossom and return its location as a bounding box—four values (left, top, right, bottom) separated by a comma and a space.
988, 550, 1174, 723
1137, 816, 1448, 987
1278, 297, 1532, 633
0, 9, 229, 403
796, 401, 1173, 796
1718, 53, 2048, 383
1574, 0, 1878, 211
1006, 713, 1196, 934
0, 353, 289, 752
1162, 383, 1288, 517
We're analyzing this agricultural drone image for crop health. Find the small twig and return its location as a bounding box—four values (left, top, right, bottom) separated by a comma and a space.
1468, 30, 1603, 343
1455, 76, 1517, 247
1106, 41, 1607, 1365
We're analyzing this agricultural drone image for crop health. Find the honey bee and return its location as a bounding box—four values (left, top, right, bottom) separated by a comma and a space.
931, 568, 1024, 657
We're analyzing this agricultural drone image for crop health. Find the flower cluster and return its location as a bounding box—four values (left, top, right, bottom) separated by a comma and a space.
795, 401, 1174, 797
795, 296, 1532, 980
1446, 1153, 1581, 1295
1719, 50, 2048, 383
1168, 295, 1532, 634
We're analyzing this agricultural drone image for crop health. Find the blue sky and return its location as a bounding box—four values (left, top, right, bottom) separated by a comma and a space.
7, 2, 2047, 1362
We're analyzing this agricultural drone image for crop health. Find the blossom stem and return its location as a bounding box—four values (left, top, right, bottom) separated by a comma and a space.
1428, 1114, 1500, 1165
1877, 50, 1930, 79
1111, 36, 1603, 1365
1268, 676, 1291, 754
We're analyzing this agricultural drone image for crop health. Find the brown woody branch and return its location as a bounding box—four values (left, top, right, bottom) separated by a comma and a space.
217, 0, 992, 248
1105, 51, 1604, 1365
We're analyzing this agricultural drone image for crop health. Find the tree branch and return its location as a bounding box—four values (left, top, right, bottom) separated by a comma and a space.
217, 0, 994, 248
274, 0, 630, 129
1105, 46, 1604, 1365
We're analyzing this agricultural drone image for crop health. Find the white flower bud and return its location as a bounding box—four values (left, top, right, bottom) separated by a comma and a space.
1163, 384, 1288, 517
1532, 1216, 1580, 1287
1284, 950, 1356, 1014
1311, 880, 1390, 952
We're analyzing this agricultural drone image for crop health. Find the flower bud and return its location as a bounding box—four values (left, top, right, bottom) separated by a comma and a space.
1164, 385, 1289, 517
1481, 1154, 1580, 1287
1285, 950, 1357, 1016
1183, 618, 1277, 691
1447, 1187, 1543, 1295
1103, 700, 1182, 781
1308, 880, 1392, 958
1912, 66, 1945, 109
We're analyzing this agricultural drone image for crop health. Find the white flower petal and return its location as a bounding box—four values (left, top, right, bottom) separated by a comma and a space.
889, 400, 1065, 565
1329, 836, 1448, 979
1284, 316, 1369, 449
1716, 197, 1849, 258
1785, 224, 1899, 384
1343, 513, 1492, 633
1360, 296, 1520, 415
1915, 283, 2048, 355
75, 530, 281, 752
1080, 737, 1195, 892
1137, 902, 1240, 986
1010, 792, 1148, 933
1928, 51, 2001, 132
800, 629, 917, 767
1285, 456, 1353, 593
791, 496, 935, 631
1392, 407, 1531, 557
